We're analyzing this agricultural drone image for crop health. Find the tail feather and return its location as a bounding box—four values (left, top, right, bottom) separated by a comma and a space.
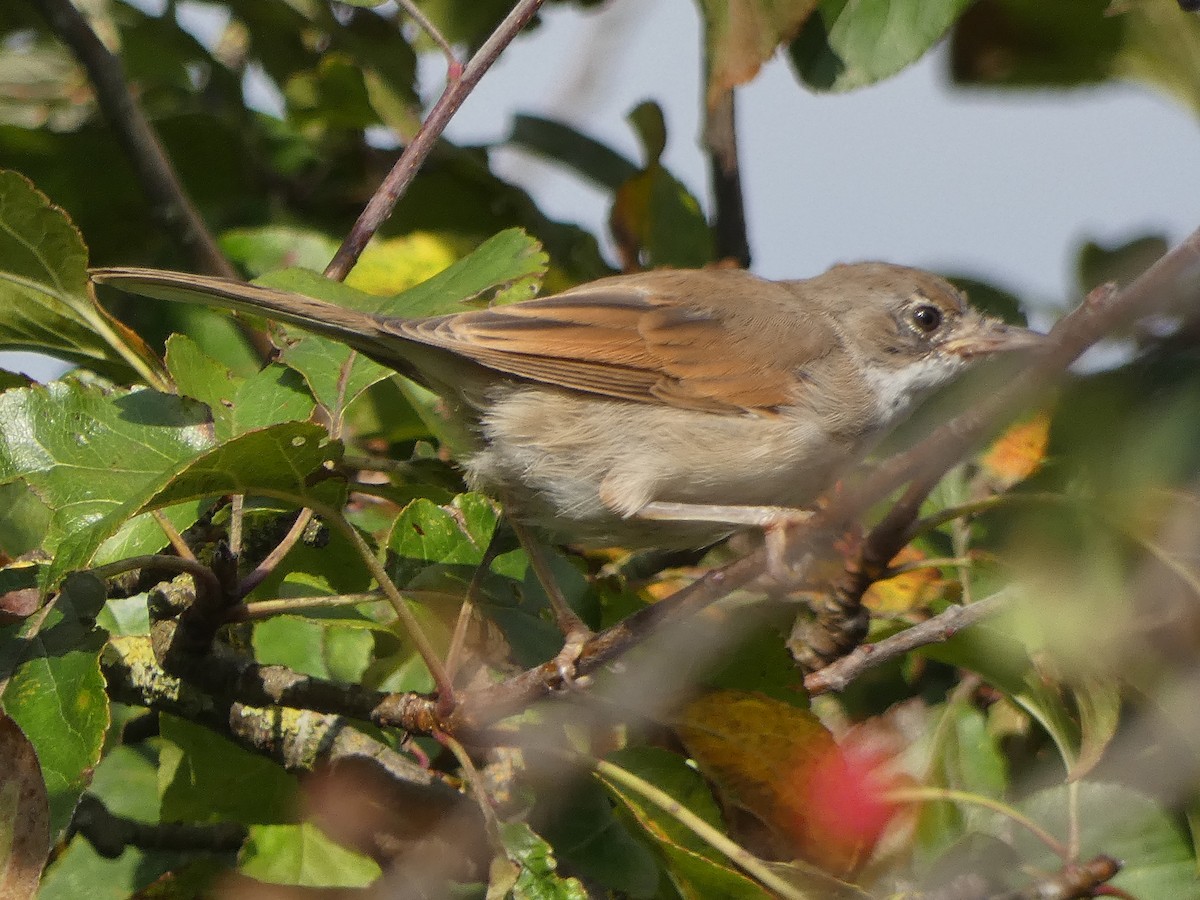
90, 267, 405, 365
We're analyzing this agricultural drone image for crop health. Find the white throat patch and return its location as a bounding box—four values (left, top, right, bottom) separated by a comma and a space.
862, 354, 967, 425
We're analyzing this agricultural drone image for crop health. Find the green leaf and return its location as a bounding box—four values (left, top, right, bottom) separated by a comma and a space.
535, 779, 661, 897
158, 715, 296, 826
47, 422, 342, 589
378, 491, 579, 673
39, 744, 212, 900
911, 702, 1008, 862
628, 101, 668, 165
950, 0, 1123, 88
599, 748, 772, 899
611, 166, 714, 270
92, 500, 208, 570
994, 783, 1195, 896
381, 227, 549, 315
496, 821, 588, 900
1, 578, 109, 841
166, 334, 316, 441
0, 380, 214, 561
253, 616, 374, 682
0, 170, 161, 383
238, 822, 381, 887
220, 226, 340, 278
921, 614, 1084, 776
0, 481, 52, 559
600, 748, 724, 856
284, 54, 381, 130
1076, 234, 1169, 294
386, 494, 499, 587
509, 115, 639, 191
790, 0, 974, 92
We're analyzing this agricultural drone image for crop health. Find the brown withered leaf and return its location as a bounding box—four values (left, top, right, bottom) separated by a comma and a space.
695, 0, 821, 108
0, 714, 50, 900
676, 690, 897, 876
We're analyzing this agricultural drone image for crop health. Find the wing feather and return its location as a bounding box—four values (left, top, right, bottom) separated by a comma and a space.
393, 269, 834, 414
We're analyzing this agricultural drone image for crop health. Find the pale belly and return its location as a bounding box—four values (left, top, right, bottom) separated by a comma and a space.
463, 386, 865, 549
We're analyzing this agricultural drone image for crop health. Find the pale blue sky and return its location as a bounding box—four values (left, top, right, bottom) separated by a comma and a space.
8, 0, 1199, 379
449, 0, 1200, 307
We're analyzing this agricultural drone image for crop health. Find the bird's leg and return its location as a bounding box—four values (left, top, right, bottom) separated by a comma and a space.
635, 501, 813, 581
508, 518, 592, 686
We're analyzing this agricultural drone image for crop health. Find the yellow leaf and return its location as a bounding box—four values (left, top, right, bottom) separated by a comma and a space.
979, 411, 1051, 488
344, 233, 458, 296
863, 547, 948, 614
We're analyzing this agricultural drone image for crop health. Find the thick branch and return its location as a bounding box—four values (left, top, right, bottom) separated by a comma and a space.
325, 0, 547, 280
103, 634, 443, 786
30, 0, 234, 278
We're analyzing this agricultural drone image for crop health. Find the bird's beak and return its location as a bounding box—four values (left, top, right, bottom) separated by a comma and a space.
942, 317, 1046, 358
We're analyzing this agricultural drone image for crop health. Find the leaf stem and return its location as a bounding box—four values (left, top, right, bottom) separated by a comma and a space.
396, 0, 461, 76
887, 785, 1069, 860
593, 758, 862, 900
238, 508, 314, 597
320, 504, 455, 703
89, 553, 222, 598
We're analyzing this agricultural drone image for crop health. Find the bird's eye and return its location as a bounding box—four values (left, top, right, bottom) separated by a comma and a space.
910, 304, 943, 333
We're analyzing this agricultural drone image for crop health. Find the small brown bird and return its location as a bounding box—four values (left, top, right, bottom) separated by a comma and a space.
91, 263, 1043, 552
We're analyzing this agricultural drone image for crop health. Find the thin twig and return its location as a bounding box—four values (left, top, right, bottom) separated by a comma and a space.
396, 0, 462, 77
152, 509, 197, 561
445, 527, 507, 681
238, 508, 314, 597
225, 588, 460, 622
228, 494, 244, 558
803, 591, 1012, 695
90, 553, 222, 599
73, 794, 246, 858
29, 0, 235, 279
325, 0, 547, 280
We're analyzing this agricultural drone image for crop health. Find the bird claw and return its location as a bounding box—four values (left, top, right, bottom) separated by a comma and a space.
762, 509, 814, 584
551, 627, 593, 689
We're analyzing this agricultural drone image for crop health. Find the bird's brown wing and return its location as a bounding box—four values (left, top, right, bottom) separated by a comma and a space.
393, 270, 836, 414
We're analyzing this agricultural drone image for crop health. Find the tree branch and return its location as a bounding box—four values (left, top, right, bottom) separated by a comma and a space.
803, 590, 1012, 695
325, 0, 547, 280
29, 0, 235, 278
704, 87, 750, 267
103, 633, 443, 787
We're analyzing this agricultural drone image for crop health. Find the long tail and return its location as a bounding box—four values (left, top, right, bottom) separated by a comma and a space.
90, 267, 407, 366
